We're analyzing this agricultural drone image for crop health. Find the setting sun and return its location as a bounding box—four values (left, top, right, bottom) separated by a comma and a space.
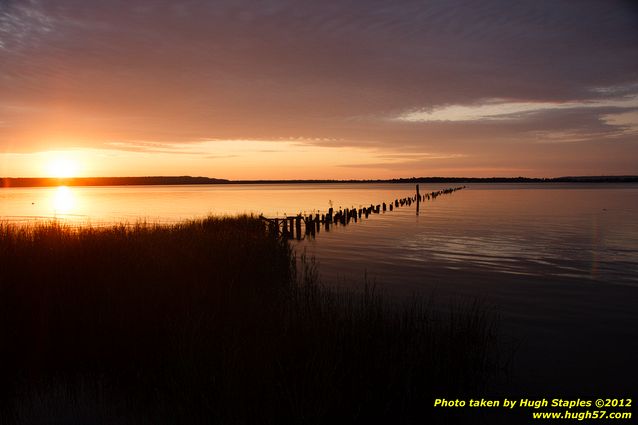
46, 156, 80, 178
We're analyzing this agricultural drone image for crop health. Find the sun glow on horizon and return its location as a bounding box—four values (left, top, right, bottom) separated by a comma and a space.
46, 155, 80, 178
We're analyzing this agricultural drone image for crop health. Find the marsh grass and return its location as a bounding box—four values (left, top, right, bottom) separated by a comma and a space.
0, 217, 500, 424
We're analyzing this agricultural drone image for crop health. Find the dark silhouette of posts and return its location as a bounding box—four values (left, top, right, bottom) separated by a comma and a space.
295, 216, 302, 240
259, 185, 465, 241
273, 218, 280, 237
305, 216, 316, 237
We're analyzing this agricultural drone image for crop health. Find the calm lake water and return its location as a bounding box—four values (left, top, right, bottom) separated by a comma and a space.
2, 182, 638, 394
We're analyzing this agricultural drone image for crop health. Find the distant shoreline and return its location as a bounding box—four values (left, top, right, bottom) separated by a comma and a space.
1, 175, 637, 188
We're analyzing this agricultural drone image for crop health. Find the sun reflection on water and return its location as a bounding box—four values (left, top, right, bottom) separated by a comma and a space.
52, 186, 75, 215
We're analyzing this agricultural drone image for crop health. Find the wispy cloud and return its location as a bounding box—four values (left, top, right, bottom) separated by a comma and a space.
397, 94, 638, 122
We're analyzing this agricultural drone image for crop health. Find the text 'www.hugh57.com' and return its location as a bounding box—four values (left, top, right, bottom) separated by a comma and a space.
433, 397, 632, 421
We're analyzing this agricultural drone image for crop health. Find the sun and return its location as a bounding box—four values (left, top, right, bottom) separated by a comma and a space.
46, 156, 80, 178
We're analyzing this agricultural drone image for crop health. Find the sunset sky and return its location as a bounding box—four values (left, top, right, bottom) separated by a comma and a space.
1, 0, 637, 179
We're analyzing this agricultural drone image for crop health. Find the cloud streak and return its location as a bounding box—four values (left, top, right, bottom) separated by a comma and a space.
398, 94, 638, 122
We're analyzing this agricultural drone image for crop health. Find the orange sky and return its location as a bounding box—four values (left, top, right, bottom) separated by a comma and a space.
1, 1, 637, 179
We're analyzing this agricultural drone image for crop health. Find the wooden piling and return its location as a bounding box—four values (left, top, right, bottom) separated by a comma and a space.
306, 216, 315, 237
295, 216, 302, 240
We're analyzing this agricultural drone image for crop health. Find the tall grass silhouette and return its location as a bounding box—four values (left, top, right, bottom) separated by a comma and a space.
0, 216, 500, 424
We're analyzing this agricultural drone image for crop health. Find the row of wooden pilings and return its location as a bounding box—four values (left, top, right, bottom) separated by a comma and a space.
260, 185, 466, 240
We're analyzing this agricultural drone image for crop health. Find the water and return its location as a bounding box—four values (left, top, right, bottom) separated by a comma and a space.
0, 183, 440, 225
2, 182, 638, 394
297, 184, 638, 287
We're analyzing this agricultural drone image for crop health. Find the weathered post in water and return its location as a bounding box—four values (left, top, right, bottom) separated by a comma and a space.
305, 216, 315, 237
295, 216, 302, 240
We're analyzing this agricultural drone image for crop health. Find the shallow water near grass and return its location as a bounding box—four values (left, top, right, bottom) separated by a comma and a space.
2, 182, 638, 395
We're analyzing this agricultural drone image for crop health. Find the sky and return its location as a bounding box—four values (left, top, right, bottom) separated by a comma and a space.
1, 0, 637, 179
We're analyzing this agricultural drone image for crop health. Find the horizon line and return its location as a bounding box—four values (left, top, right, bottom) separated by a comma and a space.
1, 175, 637, 189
